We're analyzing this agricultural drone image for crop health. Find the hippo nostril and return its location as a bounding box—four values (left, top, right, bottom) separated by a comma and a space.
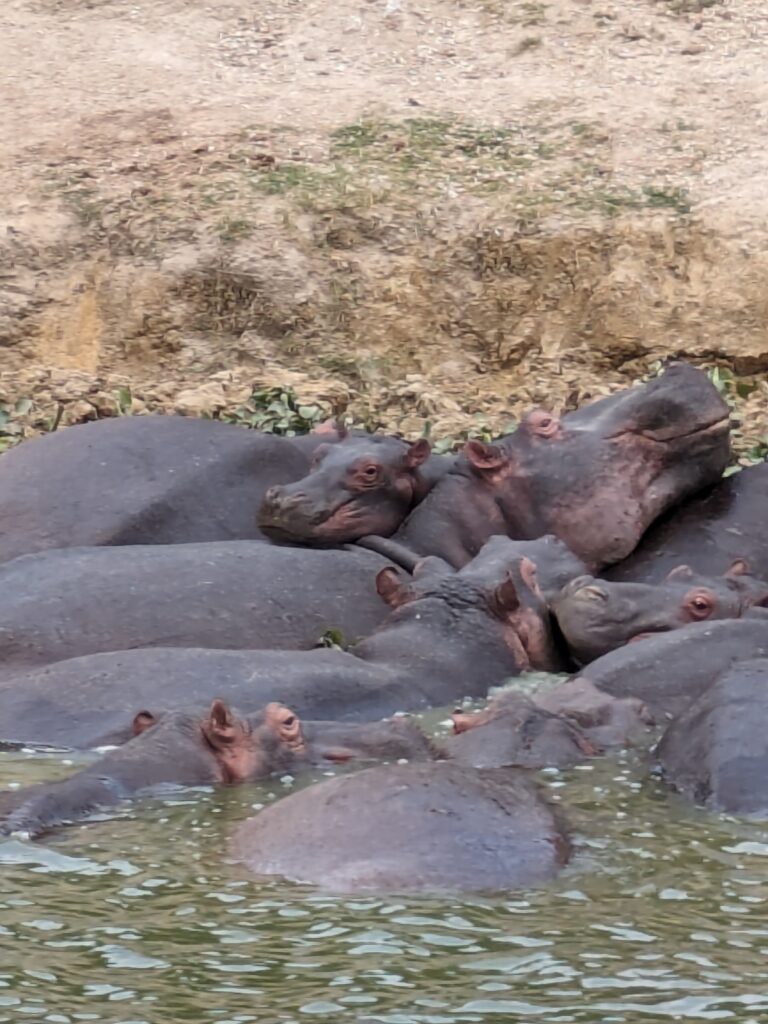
264, 486, 282, 504
580, 585, 608, 602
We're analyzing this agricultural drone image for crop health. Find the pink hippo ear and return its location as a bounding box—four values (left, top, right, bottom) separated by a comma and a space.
311, 418, 348, 439
202, 699, 239, 751
517, 556, 543, 601
665, 564, 694, 582
464, 440, 508, 472
376, 567, 411, 608
489, 572, 521, 618
404, 437, 431, 469
726, 558, 750, 577
132, 710, 157, 737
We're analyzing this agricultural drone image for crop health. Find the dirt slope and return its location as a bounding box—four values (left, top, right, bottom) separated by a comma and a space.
1, 0, 767, 440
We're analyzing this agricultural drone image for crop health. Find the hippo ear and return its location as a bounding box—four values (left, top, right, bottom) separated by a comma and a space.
404, 438, 431, 469
464, 440, 508, 472
202, 699, 239, 749
489, 572, 521, 618
665, 564, 694, 582
726, 558, 750, 577
132, 710, 157, 737
376, 567, 410, 608
451, 709, 475, 734
517, 556, 543, 600
311, 418, 348, 439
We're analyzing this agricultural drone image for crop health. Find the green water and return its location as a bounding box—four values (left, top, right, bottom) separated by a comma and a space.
2, 696, 768, 1024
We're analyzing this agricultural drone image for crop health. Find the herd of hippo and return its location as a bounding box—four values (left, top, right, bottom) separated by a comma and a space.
1, 360, 768, 894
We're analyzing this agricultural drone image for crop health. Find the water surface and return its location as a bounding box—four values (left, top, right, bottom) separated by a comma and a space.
2, 690, 768, 1023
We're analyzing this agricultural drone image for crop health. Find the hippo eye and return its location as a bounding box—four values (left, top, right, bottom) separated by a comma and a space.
361, 465, 380, 481
282, 714, 296, 727
687, 592, 713, 618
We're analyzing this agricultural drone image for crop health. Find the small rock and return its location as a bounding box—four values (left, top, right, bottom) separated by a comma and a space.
174, 382, 228, 417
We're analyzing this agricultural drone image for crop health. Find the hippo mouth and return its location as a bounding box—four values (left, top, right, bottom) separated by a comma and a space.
611, 411, 730, 446
258, 499, 369, 543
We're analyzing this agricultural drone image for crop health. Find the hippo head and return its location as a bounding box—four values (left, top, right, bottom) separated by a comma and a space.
551, 559, 768, 664
374, 535, 566, 672
460, 362, 730, 569
258, 433, 432, 544
447, 690, 598, 769
133, 700, 310, 783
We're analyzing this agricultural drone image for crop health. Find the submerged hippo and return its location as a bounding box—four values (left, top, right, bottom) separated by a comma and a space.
575, 618, 768, 719
0, 541, 407, 677
0, 701, 436, 839
446, 679, 653, 768
656, 659, 768, 815
0, 417, 441, 564
0, 704, 438, 839
0, 536, 569, 749
552, 561, 768, 664
605, 461, 768, 583
268, 362, 730, 569
230, 761, 571, 893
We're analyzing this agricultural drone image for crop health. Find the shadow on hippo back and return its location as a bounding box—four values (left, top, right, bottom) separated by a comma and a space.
361, 362, 730, 570
257, 429, 434, 545
552, 559, 768, 664
0, 700, 439, 840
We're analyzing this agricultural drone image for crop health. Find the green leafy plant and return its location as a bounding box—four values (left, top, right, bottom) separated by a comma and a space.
223, 386, 328, 435
315, 628, 349, 650
706, 365, 758, 407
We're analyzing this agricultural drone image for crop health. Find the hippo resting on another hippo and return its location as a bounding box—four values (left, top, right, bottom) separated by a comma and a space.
0, 415, 446, 564
261, 362, 730, 570
605, 462, 768, 584
446, 679, 654, 769
0, 701, 436, 839
572, 617, 768, 719
230, 761, 571, 894
552, 561, 768, 664
0, 536, 580, 749
656, 659, 768, 816
0, 542, 407, 677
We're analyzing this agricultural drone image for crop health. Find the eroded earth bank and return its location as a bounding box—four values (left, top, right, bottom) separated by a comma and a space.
1, 0, 768, 445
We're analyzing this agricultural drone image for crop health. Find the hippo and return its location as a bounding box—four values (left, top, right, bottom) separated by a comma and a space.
552, 561, 768, 664
574, 618, 768, 719
655, 659, 768, 815
445, 679, 653, 768
258, 434, 451, 543
264, 362, 729, 569
0, 701, 437, 838
605, 461, 768, 583
0, 416, 442, 564
0, 536, 569, 749
445, 691, 598, 769
230, 761, 571, 893
0, 541, 411, 677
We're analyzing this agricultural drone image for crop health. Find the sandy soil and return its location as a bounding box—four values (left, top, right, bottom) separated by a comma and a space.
1, 0, 767, 442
